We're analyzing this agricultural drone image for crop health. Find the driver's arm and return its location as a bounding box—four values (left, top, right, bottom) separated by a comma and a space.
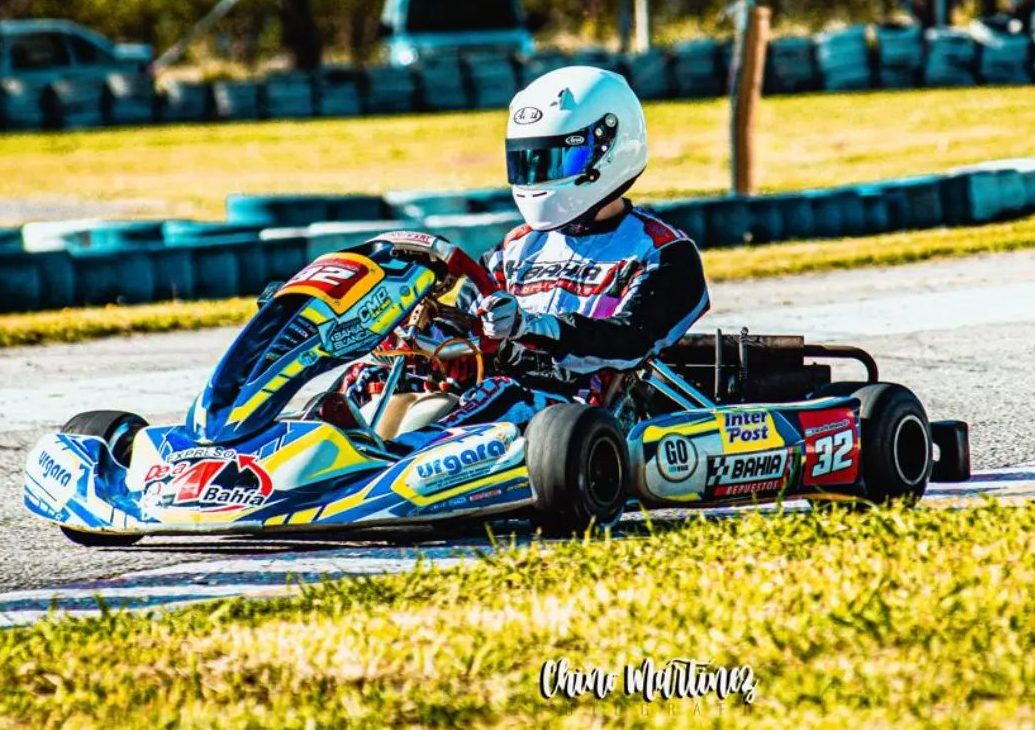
517, 239, 709, 373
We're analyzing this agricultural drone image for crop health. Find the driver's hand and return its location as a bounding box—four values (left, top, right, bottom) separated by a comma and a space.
476, 291, 526, 340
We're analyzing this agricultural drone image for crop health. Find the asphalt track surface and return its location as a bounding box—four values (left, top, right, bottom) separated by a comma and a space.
2, 250, 1034, 622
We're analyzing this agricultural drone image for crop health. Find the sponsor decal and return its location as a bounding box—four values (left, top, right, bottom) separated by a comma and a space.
276, 252, 383, 315
800, 409, 860, 487
407, 429, 516, 497
469, 487, 503, 503
711, 480, 785, 498
322, 318, 379, 356
143, 453, 274, 513
283, 257, 361, 298
165, 446, 236, 463
707, 449, 787, 488
506, 259, 626, 298
706, 448, 790, 498
27, 443, 85, 509
717, 410, 783, 453
565, 134, 586, 146
656, 434, 698, 483
357, 286, 392, 324
415, 439, 507, 481
513, 106, 543, 124
37, 450, 74, 489
804, 418, 851, 438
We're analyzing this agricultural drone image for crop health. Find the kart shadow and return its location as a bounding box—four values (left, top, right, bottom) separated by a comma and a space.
126, 507, 760, 555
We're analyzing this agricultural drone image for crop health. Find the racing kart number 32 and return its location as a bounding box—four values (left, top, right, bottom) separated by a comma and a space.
276, 253, 384, 314
800, 408, 860, 487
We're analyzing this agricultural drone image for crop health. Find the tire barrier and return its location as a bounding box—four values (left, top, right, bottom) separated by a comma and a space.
519, 51, 568, 86
102, 72, 158, 127
973, 25, 1034, 84
416, 57, 468, 112
44, 77, 106, 130
765, 37, 818, 94
362, 66, 417, 115
924, 28, 979, 87
263, 71, 317, 119
226, 193, 389, 227
213, 81, 262, 122
3, 24, 1033, 133
3, 157, 1035, 313
463, 54, 520, 109
0, 78, 48, 130
623, 49, 671, 100
816, 26, 872, 91
670, 39, 723, 98
317, 67, 363, 117
160, 80, 212, 123
875, 25, 923, 89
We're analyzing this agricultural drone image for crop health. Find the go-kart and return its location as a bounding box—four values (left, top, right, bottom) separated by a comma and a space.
23, 231, 971, 546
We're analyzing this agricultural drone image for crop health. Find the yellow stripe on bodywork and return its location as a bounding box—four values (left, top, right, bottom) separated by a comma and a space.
227, 357, 306, 424
264, 514, 288, 526
259, 424, 378, 482
319, 481, 379, 520
156, 504, 267, 525
392, 465, 529, 508
642, 421, 717, 443
302, 304, 330, 325
289, 507, 321, 525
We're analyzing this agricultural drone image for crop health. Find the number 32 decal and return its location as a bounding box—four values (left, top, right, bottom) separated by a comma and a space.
810, 430, 854, 478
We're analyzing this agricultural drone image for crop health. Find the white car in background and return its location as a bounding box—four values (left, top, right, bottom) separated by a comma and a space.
379, 0, 545, 66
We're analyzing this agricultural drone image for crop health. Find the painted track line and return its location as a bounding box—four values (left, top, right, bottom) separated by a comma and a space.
1, 466, 1031, 628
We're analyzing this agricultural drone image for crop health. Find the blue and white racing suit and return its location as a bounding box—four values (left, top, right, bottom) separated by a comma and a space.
435, 200, 711, 431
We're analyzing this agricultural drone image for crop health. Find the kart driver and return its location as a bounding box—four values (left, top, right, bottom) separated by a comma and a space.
349, 65, 710, 437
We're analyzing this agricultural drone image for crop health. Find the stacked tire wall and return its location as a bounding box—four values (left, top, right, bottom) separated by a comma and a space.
2, 159, 1034, 314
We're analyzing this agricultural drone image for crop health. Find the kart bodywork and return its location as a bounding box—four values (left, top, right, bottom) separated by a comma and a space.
23, 232, 971, 543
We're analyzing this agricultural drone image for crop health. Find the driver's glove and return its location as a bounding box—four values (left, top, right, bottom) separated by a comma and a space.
476, 291, 526, 340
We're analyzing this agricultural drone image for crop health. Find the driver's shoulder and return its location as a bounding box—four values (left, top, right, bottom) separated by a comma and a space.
502, 223, 535, 251
627, 206, 688, 250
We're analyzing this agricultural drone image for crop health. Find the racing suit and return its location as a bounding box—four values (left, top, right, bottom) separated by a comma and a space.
428, 200, 711, 432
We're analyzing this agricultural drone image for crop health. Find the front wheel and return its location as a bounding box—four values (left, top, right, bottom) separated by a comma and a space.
59, 410, 148, 547
526, 404, 630, 537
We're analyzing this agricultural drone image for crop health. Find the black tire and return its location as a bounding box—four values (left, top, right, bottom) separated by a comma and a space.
60, 410, 148, 547
526, 404, 630, 537
815, 382, 931, 505
930, 420, 971, 483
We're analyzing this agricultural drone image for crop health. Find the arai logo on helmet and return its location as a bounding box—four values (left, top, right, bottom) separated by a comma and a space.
513, 106, 543, 124
565, 134, 586, 146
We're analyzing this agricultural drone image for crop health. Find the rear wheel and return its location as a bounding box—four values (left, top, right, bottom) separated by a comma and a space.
526, 404, 630, 537
814, 382, 931, 505
59, 410, 148, 547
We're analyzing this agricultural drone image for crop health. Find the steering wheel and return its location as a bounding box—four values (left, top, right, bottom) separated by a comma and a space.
379, 231, 501, 355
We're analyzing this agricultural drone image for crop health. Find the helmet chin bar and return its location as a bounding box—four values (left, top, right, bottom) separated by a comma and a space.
556, 171, 643, 234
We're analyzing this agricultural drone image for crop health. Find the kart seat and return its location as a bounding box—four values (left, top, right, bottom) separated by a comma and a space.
361, 392, 460, 441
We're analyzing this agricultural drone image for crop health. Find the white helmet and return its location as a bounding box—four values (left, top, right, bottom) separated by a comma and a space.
506, 65, 648, 231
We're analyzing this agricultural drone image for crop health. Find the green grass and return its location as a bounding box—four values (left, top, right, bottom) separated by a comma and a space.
1, 86, 1033, 223
3, 211, 1034, 349
0, 297, 255, 348
2, 503, 1034, 728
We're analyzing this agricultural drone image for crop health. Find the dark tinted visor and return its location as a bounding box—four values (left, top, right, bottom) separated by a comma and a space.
506, 133, 594, 185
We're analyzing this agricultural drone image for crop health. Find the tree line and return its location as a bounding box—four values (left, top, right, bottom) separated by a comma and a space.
0, 0, 1016, 70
